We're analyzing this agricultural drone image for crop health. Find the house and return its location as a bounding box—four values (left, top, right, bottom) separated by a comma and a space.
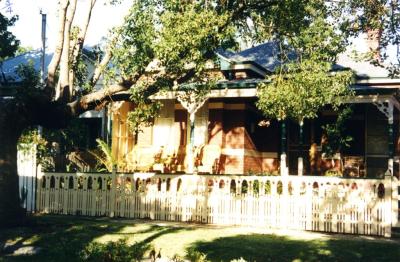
31, 36, 399, 236
110, 37, 400, 178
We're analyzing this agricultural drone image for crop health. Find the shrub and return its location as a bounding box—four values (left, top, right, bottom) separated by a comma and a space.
186, 248, 209, 262
230, 258, 248, 262
80, 238, 150, 262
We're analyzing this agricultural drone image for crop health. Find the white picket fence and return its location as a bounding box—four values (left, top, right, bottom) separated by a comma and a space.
37, 172, 399, 237
17, 147, 37, 212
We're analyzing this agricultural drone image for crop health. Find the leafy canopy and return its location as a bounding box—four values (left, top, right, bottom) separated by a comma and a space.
331, 0, 400, 77
321, 106, 354, 157
256, 5, 355, 122
110, 0, 236, 129
0, 13, 19, 61
257, 60, 354, 122
109, 0, 400, 126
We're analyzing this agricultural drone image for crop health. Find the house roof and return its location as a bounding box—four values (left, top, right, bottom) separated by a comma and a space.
0, 48, 97, 85
334, 53, 391, 79
217, 42, 297, 74
0, 50, 52, 83
217, 41, 400, 84
0, 49, 104, 117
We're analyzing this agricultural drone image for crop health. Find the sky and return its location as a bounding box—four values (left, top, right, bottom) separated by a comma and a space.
1, 0, 398, 65
0, 0, 130, 51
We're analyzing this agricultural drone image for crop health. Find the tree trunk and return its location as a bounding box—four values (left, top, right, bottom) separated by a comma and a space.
0, 104, 25, 227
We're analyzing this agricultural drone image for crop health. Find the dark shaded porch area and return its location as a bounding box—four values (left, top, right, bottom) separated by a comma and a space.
243, 102, 399, 178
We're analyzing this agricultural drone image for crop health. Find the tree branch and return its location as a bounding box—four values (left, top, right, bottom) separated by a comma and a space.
57, 0, 78, 102
46, 0, 69, 90
68, 82, 132, 116
71, 0, 97, 66
88, 30, 122, 89
89, 47, 112, 88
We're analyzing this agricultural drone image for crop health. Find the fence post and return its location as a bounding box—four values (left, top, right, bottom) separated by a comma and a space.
384, 174, 392, 237
72, 175, 78, 214
35, 165, 42, 212
281, 177, 289, 229
44, 174, 50, 213
62, 175, 68, 215
82, 174, 88, 215
110, 166, 116, 218
392, 176, 399, 228
54, 174, 60, 214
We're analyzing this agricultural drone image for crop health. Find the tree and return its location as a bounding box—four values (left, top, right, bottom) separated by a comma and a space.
256, 0, 400, 143
0, 13, 19, 60
0, 12, 19, 85
254, 0, 362, 122
334, 0, 400, 76
0, 0, 398, 226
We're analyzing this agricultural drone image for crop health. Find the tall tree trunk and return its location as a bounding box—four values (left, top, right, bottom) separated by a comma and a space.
0, 104, 25, 227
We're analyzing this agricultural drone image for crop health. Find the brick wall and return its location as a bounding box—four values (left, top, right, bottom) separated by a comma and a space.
207, 106, 279, 174
208, 109, 224, 146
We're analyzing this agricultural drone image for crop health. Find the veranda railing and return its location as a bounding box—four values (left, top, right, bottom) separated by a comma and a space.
37, 172, 399, 237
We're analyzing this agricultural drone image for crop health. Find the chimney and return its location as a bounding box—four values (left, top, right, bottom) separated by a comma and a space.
366, 28, 382, 60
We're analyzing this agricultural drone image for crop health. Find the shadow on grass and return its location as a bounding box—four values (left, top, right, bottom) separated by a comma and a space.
188, 234, 400, 262
0, 215, 189, 262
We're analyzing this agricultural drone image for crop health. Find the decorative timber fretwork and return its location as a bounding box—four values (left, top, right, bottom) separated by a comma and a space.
176, 92, 208, 122
373, 101, 394, 124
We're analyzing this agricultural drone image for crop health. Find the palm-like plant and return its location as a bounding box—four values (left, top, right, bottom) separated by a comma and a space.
89, 139, 118, 172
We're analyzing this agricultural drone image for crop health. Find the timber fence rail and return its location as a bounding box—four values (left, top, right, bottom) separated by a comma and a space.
37, 172, 398, 237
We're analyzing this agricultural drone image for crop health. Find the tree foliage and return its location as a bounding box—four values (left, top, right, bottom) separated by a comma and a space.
111, 0, 237, 129
257, 61, 354, 122
0, 13, 19, 61
332, 0, 400, 76
321, 106, 354, 157
256, 2, 355, 122
0, 12, 19, 86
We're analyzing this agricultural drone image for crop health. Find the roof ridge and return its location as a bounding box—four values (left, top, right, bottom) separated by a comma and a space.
2, 49, 42, 63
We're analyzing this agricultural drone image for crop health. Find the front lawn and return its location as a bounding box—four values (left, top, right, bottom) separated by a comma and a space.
0, 215, 399, 261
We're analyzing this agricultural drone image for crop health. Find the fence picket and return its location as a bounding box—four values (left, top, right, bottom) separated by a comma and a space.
36, 172, 397, 237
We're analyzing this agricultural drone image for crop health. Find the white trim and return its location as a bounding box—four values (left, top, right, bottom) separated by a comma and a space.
216, 53, 267, 77
178, 102, 248, 110
151, 88, 258, 100
228, 64, 267, 77
349, 95, 400, 111
356, 79, 400, 85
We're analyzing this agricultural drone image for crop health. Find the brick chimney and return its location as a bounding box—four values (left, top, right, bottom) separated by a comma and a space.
366, 28, 382, 60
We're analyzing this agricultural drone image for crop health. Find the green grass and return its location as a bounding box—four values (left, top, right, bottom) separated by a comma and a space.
0, 215, 399, 261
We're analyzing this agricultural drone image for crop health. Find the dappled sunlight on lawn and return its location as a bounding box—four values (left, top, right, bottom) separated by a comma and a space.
0, 216, 127, 261
1, 216, 400, 261
188, 234, 400, 262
